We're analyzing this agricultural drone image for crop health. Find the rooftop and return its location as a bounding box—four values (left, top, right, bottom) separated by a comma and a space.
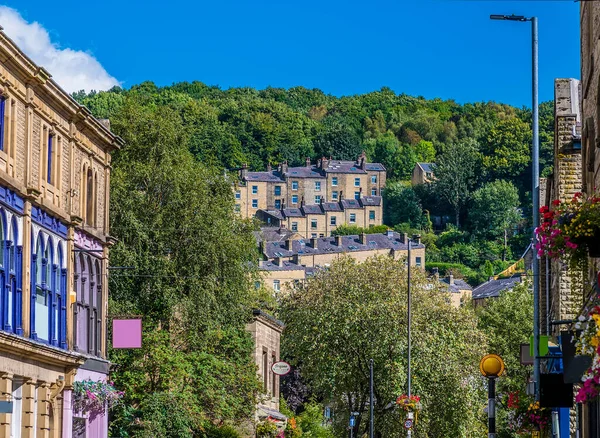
472, 274, 524, 300
263, 231, 424, 258
418, 162, 435, 173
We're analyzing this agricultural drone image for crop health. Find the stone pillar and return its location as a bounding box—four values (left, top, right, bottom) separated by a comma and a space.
37, 383, 51, 438
0, 373, 13, 437
21, 378, 36, 438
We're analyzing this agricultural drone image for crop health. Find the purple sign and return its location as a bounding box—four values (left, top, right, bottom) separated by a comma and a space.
112, 319, 142, 349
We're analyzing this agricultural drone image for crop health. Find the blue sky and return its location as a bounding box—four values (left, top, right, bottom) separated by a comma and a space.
2, 0, 580, 107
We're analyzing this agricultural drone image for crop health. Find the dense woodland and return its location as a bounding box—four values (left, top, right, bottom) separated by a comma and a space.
73, 83, 549, 436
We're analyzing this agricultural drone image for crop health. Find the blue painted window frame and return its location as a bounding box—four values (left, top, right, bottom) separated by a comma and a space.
30, 233, 66, 348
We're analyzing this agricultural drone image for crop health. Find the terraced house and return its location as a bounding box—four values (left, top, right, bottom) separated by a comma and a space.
233, 153, 386, 238
0, 30, 123, 437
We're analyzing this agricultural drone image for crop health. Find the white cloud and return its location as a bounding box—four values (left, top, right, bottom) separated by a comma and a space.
0, 6, 120, 93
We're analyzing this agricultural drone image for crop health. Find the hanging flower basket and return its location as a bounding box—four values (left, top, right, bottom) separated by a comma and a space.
536, 192, 600, 262
396, 394, 422, 412
574, 302, 600, 404
72, 379, 124, 414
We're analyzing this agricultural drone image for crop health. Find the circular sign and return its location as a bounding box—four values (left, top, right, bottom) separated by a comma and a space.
404, 419, 413, 430
479, 354, 505, 378
271, 361, 291, 376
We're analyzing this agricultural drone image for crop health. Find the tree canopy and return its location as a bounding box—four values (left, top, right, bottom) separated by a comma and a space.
281, 256, 487, 437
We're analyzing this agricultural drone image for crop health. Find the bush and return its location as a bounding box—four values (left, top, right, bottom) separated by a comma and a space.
331, 224, 388, 236
256, 420, 278, 438
202, 425, 241, 438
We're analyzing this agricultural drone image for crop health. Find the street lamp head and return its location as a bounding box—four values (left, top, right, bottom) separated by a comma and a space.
490, 14, 529, 22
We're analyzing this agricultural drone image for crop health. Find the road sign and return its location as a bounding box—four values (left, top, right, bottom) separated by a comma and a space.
404, 419, 414, 430
271, 361, 291, 376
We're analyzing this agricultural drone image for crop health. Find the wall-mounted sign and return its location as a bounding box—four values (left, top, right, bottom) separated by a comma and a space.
112, 319, 142, 349
271, 361, 291, 376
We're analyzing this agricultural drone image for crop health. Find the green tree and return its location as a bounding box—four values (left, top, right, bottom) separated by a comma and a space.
434, 139, 480, 227
281, 256, 486, 437
107, 97, 262, 436
482, 117, 531, 179
383, 181, 426, 228
469, 180, 522, 260
476, 281, 533, 438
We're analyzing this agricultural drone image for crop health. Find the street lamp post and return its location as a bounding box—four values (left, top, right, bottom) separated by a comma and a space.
490, 13, 540, 401
406, 236, 419, 437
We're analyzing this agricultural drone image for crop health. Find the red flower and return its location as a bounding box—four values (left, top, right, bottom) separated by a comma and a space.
552, 199, 561, 206
540, 206, 549, 213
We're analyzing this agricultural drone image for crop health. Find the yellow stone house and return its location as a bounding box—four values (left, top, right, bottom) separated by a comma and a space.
0, 29, 122, 437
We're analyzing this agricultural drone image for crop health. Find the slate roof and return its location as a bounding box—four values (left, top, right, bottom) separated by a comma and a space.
321, 202, 343, 212
438, 277, 473, 294
360, 196, 382, 207
418, 163, 435, 173
340, 199, 362, 209
253, 226, 295, 243
302, 205, 324, 215
282, 208, 304, 217
323, 160, 368, 174
472, 275, 523, 300
263, 231, 424, 258
244, 172, 284, 182
242, 159, 385, 182
285, 167, 325, 178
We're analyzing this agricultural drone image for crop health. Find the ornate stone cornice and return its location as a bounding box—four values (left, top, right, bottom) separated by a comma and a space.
0, 332, 85, 368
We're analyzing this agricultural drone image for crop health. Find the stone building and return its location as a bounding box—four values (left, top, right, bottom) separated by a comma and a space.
0, 29, 122, 437
411, 162, 435, 186
234, 154, 386, 237
539, 78, 582, 336
258, 231, 425, 294
246, 310, 286, 432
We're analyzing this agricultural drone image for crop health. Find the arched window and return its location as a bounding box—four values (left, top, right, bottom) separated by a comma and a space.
86, 168, 94, 226
73, 252, 102, 356
30, 234, 65, 346
8, 218, 22, 335
52, 244, 66, 347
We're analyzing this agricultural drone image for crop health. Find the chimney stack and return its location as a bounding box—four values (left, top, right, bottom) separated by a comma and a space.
359, 232, 367, 245
285, 239, 293, 251
335, 235, 343, 246
241, 163, 248, 180
386, 229, 394, 238
306, 157, 311, 167
310, 237, 318, 249
321, 156, 330, 169
412, 234, 421, 245
432, 267, 439, 280
276, 257, 284, 267
281, 161, 288, 174
403, 233, 409, 244
267, 163, 272, 172
448, 274, 454, 285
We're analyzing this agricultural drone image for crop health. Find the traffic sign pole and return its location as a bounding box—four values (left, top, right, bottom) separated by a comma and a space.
488, 377, 496, 438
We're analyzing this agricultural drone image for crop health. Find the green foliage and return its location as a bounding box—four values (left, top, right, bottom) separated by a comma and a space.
482, 117, 531, 179
105, 96, 262, 435
281, 256, 486, 437
296, 401, 334, 437
476, 282, 534, 437
468, 180, 521, 261
330, 224, 388, 236
433, 139, 480, 227
256, 420, 278, 437
383, 182, 427, 228
201, 425, 241, 438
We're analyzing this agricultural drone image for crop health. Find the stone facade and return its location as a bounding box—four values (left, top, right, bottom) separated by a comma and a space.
245, 311, 285, 431
0, 29, 122, 438
259, 231, 426, 295
540, 78, 582, 336
234, 154, 386, 237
